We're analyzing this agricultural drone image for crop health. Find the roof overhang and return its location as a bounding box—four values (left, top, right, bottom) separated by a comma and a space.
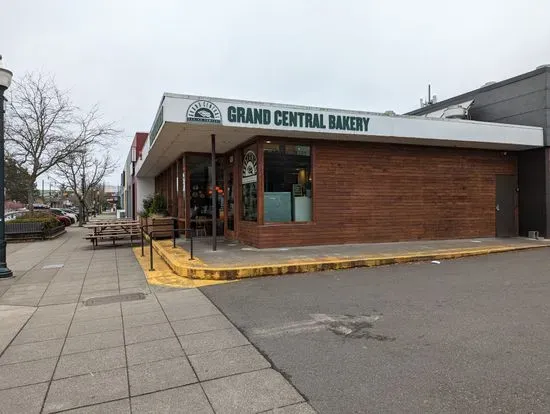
135, 94, 544, 177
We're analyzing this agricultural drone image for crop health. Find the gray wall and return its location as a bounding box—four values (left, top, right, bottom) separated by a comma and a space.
518, 148, 547, 236
467, 73, 548, 144
408, 67, 549, 144
547, 149, 550, 237
408, 67, 550, 237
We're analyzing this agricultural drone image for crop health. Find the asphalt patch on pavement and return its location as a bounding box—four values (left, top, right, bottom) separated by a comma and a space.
327, 321, 395, 340
324, 315, 395, 341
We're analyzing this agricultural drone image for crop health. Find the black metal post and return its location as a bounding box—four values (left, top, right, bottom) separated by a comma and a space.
149, 231, 154, 271
189, 231, 194, 261
0, 86, 13, 278
141, 228, 144, 257
211, 134, 217, 251
172, 218, 176, 248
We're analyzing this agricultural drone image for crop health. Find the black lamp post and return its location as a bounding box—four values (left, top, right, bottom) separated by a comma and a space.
0, 56, 13, 278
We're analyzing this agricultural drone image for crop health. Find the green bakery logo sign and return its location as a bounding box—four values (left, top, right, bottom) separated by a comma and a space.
242, 150, 257, 184
227, 105, 370, 132
186, 100, 222, 124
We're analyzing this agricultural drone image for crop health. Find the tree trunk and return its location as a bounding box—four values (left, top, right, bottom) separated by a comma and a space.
27, 187, 34, 212
78, 198, 85, 227
80, 176, 86, 226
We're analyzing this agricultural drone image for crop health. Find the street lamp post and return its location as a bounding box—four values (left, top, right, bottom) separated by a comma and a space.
0, 56, 13, 278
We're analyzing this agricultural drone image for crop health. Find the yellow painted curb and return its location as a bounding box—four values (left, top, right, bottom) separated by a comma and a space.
149, 239, 550, 281
132, 246, 232, 288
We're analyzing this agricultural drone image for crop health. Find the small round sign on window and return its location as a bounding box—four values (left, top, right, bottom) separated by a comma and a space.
242, 150, 257, 184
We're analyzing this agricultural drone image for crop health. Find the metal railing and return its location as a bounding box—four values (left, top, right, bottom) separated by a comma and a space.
140, 218, 194, 271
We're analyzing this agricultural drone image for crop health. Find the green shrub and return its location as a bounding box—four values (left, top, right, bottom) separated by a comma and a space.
151, 193, 168, 216
142, 196, 153, 213
10, 212, 60, 229
142, 193, 168, 216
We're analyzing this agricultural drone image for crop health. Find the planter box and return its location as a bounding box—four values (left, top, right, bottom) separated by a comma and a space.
6, 222, 66, 241
43, 225, 66, 239
146, 217, 174, 239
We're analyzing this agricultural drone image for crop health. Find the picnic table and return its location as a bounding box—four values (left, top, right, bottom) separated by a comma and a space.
84, 220, 141, 248
87, 218, 136, 225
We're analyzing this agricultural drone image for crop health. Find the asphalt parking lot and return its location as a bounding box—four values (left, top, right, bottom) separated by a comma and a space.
201, 248, 550, 413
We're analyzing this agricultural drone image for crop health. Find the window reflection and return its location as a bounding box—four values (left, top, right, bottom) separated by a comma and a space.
188, 155, 224, 235
264, 142, 312, 222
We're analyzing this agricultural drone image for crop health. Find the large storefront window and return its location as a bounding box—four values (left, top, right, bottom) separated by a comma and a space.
241, 144, 258, 221
188, 155, 224, 234
264, 142, 312, 222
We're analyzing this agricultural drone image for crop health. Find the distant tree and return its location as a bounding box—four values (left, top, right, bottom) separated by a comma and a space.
55, 150, 117, 225
4, 156, 34, 202
5, 72, 119, 210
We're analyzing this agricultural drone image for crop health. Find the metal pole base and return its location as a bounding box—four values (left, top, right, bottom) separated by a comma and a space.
0, 267, 13, 278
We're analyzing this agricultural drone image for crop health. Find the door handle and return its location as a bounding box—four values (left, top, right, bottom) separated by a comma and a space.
496, 204, 500, 211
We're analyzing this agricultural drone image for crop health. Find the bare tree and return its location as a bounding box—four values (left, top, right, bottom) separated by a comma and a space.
55, 150, 117, 225
5, 72, 119, 210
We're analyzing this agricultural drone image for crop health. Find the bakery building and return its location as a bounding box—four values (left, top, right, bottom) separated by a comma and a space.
124, 90, 543, 248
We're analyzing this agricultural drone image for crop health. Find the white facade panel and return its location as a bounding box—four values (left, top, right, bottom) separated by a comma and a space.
135, 177, 154, 215
135, 93, 544, 177
160, 94, 543, 148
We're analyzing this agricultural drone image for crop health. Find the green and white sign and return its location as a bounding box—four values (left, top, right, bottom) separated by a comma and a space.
178, 98, 371, 133
143, 94, 545, 168
242, 150, 257, 184
227, 105, 370, 132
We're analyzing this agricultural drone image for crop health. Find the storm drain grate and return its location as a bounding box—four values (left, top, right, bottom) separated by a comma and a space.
83, 292, 146, 306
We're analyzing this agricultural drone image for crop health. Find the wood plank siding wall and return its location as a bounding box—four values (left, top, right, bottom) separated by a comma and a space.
155, 156, 184, 223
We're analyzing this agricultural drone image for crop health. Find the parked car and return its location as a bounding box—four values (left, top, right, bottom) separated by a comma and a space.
5, 212, 17, 222
65, 207, 79, 216
5, 210, 28, 221
54, 214, 71, 227
61, 208, 79, 222
51, 208, 76, 224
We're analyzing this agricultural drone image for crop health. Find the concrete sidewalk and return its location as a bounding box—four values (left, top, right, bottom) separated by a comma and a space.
152, 236, 550, 280
0, 227, 313, 413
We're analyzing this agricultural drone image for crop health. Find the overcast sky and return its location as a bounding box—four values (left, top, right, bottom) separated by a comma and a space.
2, 0, 550, 185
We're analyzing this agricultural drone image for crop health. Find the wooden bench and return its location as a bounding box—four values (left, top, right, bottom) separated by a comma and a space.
85, 225, 141, 248
85, 232, 140, 248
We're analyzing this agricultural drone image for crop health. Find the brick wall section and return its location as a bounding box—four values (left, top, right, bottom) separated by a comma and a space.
253, 142, 516, 248
238, 221, 259, 246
